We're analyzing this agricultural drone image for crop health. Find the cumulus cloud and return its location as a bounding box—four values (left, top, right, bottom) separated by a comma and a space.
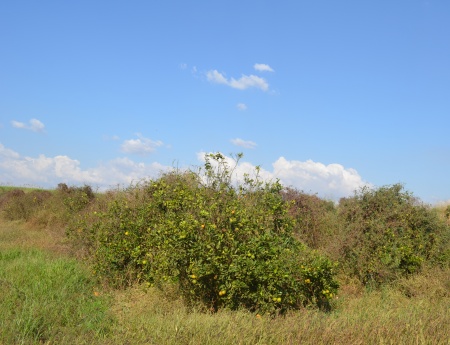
11, 118, 45, 132
0, 143, 169, 190
0, 143, 20, 159
230, 138, 257, 149
121, 134, 163, 155
271, 157, 368, 198
206, 70, 269, 91
237, 103, 247, 111
0, 144, 102, 186
197, 152, 369, 200
254, 63, 274, 72
0, 143, 368, 200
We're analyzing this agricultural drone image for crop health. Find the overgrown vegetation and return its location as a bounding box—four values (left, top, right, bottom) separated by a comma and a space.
338, 184, 450, 287
68, 154, 339, 314
1, 153, 449, 344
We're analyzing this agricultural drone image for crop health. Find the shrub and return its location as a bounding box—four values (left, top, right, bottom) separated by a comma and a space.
1, 189, 52, 221
283, 188, 338, 250
0, 189, 25, 210
72, 153, 339, 313
338, 184, 450, 286
57, 183, 95, 213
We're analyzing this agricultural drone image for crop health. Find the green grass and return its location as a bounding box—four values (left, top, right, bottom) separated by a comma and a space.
0, 246, 112, 344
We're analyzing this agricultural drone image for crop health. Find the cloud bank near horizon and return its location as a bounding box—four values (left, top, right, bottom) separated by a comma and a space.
0, 143, 168, 189
0, 144, 368, 199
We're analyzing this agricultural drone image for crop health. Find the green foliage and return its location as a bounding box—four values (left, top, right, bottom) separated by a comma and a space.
338, 184, 450, 286
57, 183, 95, 213
73, 153, 339, 313
445, 205, 450, 220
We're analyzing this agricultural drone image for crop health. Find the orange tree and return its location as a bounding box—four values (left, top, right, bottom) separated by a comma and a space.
75, 153, 339, 314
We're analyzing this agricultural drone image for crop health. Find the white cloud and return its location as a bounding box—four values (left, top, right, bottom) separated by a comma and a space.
121, 134, 163, 156
0, 143, 169, 190
11, 121, 26, 129
237, 103, 247, 111
206, 70, 269, 91
254, 63, 274, 72
11, 118, 45, 132
206, 70, 228, 85
30, 119, 45, 132
231, 138, 257, 149
196, 152, 369, 200
0, 143, 20, 159
0, 145, 101, 186
271, 157, 369, 198
94, 158, 168, 187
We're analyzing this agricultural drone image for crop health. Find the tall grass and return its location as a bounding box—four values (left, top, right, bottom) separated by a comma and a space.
104, 277, 450, 344
0, 247, 112, 344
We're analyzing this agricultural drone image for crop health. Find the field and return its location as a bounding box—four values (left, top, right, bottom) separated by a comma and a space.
1, 158, 449, 344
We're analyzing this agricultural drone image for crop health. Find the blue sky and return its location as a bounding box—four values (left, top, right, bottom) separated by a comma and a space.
1, 1, 449, 203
